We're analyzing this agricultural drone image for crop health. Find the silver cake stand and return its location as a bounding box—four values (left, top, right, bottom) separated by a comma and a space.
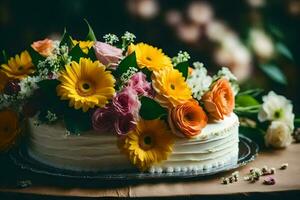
9, 135, 258, 185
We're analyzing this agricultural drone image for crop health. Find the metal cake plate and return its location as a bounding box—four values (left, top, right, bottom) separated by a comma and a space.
9, 135, 258, 184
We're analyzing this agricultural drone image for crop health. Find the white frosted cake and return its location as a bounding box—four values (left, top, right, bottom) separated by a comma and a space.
27, 113, 239, 173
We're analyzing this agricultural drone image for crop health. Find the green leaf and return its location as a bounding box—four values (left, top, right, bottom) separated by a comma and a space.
236, 95, 260, 107
260, 64, 287, 85
69, 44, 86, 63
60, 28, 73, 48
139, 96, 167, 120
175, 61, 189, 79
276, 42, 294, 61
84, 19, 97, 42
87, 47, 97, 61
268, 24, 284, 40
114, 52, 138, 78
27, 46, 45, 66
237, 88, 264, 97
240, 126, 264, 149
64, 109, 92, 134
1, 50, 8, 63
141, 68, 152, 82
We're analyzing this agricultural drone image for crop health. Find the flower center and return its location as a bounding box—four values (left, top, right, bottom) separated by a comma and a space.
1, 126, 10, 134
140, 134, 154, 150
274, 109, 283, 119
76, 81, 94, 96
146, 56, 152, 61
17, 66, 24, 71
170, 84, 175, 90
185, 112, 194, 121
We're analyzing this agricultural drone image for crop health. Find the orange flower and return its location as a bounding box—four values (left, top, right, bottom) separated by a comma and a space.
0, 71, 8, 93
0, 110, 21, 152
202, 78, 235, 121
31, 38, 54, 57
168, 100, 208, 138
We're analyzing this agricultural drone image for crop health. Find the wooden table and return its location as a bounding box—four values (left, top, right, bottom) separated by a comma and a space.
0, 143, 299, 199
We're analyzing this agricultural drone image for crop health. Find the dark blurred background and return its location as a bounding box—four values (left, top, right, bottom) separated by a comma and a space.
0, 0, 299, 114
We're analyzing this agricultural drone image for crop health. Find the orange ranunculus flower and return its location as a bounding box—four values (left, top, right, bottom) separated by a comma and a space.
31, 38, 54, 57
0, 71, 9, 93
0, 110, 21, 152
168, 100, 208, 138
202, 78, 235, 121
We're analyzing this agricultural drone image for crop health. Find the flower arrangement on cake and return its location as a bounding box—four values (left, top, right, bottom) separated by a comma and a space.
0, 22, 298, 172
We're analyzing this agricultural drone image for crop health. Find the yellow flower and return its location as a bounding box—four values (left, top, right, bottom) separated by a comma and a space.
0, 71, 8, 93
57, 58, 116, 112
1, 51, 34, 80
152, 68, 193, 108
119, 119, 175, 171
0, 110, 21, 152
72, 40, 94, 54
127, 43, 172, 71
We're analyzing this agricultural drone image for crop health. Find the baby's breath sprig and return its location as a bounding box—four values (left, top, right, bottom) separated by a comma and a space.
120, 67, 139, 87
172, 51, 190, 66
103, 33, 119, 45
121, 31, 136, 50
45, 110, 58, 123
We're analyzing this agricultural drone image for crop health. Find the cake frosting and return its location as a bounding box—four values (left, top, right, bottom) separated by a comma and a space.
27, 113, 239, 173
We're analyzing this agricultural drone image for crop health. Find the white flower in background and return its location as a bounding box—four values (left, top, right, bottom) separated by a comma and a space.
258, 91, 295, 130
213, 67, 239, 95
214, 32, 252, 82
265, 121, 293, 148
18, 76, 41, 98
187, 1, 213, 25
187, 62, 212, 100
249, 28, 274, 60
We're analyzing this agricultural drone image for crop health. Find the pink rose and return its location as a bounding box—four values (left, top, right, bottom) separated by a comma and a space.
92, 106, 116, 133
127, 72, 153, 97
112, 87, 141, 118
93, 41, 123, 69
114, 113, 136, 135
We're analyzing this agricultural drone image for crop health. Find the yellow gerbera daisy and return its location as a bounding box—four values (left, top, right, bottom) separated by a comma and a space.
152, 67, 193, 108
0, 71, 8, 93
0, 110, 21, 152
127, 43, 173, 71
57, 58, 116, 112
1, 51, 34, 80
72, 40, 94, 54
119, 119, 175, 171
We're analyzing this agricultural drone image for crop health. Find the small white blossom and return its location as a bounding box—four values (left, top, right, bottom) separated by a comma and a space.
187, 62, 212, 100
172, 51, 190, 66
121, 31, 136, 44
258, 91, 294, 130
103, 33, 119, 45
18, 76, 41, 98
213, 67, 239, 95
45, 110, 58, 123
265, 121, 293, 148
120, 67, 139, 86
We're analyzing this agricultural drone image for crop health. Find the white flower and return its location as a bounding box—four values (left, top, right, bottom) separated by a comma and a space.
213, 67, 239, 95
249, 28, 274, 60
187, 62, 212, 100
18, 76, 41, 98
258, 91, 294, 130
265, 121, 293, 148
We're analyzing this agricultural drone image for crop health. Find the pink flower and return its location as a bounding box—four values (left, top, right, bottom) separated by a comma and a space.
92, 106, 116, 133
127, 72, 153, 97
112, 87, 141, 118
93, 41, 123, 69
114, 113, 136, 135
